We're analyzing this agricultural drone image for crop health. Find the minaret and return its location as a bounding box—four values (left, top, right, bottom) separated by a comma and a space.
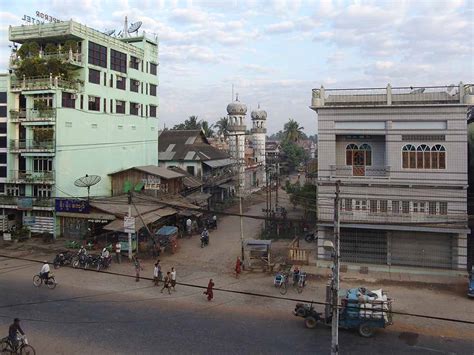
251, 104, 267, 186
227, 94, 247, 192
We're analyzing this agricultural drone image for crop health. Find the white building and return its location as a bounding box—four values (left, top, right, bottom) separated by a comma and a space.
311, 83, 473, 271
251, 105, 267, 186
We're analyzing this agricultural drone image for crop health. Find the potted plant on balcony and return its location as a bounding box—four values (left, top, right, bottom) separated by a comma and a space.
33, 128, 54, 149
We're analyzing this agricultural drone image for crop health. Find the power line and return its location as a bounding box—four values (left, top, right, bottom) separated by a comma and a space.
0, 254, 473, 325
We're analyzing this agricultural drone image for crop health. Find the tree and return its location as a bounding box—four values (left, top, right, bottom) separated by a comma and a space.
267, 130, 284, 141
215, 117, 230, 137
173, 115, 201, 130
201, 120, 214, 138
281, 140, 308, 170
289, 183, 317, 219
283, 119, 305, 143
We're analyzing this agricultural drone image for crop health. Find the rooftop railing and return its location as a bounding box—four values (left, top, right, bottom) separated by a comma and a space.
311, 83, 474, 107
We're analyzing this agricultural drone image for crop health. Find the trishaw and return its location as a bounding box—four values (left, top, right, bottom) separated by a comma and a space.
155, 226, 178, 254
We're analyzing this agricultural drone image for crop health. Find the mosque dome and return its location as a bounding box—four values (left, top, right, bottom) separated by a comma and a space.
251, 108, 267, 120
226, 94, 247, 115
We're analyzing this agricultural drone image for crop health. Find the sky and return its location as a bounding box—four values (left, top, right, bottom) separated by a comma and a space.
0, 0, 473, 135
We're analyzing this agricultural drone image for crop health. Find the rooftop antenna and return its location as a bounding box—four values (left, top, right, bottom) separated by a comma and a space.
74, 174, 101, 201
123, 16, 128, 38
232, 84, 234, 102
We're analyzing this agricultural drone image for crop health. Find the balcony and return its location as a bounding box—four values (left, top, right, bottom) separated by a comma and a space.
10, 108, 56, 123
9, 170, 55, 184
10, 76, 80, 92
311, 84, 474, 108
318, 208, 467, 228
329, 165, 390, 178
10, 139, 55, 153
0, 196, 54, 209
10, 51, 83, 70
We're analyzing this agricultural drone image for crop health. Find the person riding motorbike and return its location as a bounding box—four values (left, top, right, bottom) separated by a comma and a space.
100, 247, 111, 267
78, 245, 87, 256
40, 261, 50, 281
8, 318, 24, 350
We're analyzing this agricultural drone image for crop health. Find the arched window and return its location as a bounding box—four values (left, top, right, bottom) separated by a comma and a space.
359, 144, 372, 166
416, 144, 430, 169
431, 145, 446, 169
402, 144, 416, 168
346, 144, 358, 165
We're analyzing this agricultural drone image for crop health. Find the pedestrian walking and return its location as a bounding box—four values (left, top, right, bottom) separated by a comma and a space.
161, 271, 171, 294
170, 267, 177, 290
153, 263, 159, 286
115, 241, 121, 264
133, 256, 143, 282
235, 257, 242, 278
156, 260, 163, 284
186, 218, 192, 236
203, 279, 214, 301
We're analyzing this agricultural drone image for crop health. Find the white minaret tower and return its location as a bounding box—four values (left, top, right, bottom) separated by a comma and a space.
251, 104, 267, 186
227, 94, 247, 192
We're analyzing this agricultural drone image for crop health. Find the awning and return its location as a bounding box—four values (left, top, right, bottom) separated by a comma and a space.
103, 207, 177, 233
56, 212, 115, 220
218, 182, 235, 189
186, 192, 211, 204
203, 158, 236, 168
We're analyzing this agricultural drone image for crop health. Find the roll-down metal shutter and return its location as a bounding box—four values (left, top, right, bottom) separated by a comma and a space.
341, 228, 387, 264
390, 232, 452, 269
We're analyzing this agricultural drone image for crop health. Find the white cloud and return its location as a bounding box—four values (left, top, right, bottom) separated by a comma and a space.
265, 20, 295, 34
169, 8, 209, 24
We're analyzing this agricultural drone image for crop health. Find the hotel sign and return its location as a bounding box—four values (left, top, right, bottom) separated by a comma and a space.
21, 11, 62, 25
55, 199, 90, 213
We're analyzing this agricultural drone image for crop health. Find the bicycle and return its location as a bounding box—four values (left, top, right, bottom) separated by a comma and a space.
33, 273, 57, 289
0, 335, 36, 354
279, 272, 306, 295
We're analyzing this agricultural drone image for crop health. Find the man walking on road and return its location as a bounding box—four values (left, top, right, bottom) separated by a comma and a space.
204, 279, 214, 301
133, 256, 142, 282
161, 271, 171, 294
153, 263, 159, 286
170, 267, 177, 291
115, 241, 121, 264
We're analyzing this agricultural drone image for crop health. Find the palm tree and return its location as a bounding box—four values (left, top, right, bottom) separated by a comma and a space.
201, 120, 214, 138
283, 119, 304, 143
215, 117, 230, 138
173, 115, 201, 130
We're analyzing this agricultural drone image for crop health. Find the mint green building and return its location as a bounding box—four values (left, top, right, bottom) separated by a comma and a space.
3, 20, 159, 235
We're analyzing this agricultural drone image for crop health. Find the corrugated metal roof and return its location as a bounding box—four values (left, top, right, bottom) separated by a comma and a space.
134, 165, 184, 179
203, 158, 236, 168
103, 207, 177, 233
184, 151, 196, 160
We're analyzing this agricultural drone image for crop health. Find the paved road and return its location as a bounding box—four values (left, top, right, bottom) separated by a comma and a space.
0, 259, 472, 354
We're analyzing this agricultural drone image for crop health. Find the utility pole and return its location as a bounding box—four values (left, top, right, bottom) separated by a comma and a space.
275, 162, 279, 208
236, 134, 245, 262
127, 191, 133, 260
265, 166, 269, 232
331, 180, 341, 355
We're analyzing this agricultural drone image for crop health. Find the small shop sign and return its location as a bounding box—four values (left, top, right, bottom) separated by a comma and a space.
124, 216, 136, 234
55, 199, 90, 213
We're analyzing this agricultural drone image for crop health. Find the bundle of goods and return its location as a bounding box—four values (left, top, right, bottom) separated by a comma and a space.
344, 287, 390, 322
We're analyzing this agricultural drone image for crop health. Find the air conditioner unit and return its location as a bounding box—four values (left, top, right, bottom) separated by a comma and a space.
135, 103, 141, 108
116, 101, 123, 106
71, 94, 78, 99
88, 97, 96, 102
134, 81, 140, 86
134, 58, 140, 64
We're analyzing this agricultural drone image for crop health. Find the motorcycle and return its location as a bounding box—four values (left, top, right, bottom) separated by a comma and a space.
200, 233, 209, 248
72, 253, 90, 269
97, 256, 112, 271
206, 218, 217, 230
53, 251, 73, 269
304, 233, 317, 243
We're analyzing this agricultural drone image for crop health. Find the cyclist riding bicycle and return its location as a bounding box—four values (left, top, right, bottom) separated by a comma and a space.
40, 261, 50, 281
8, 318, 24, 350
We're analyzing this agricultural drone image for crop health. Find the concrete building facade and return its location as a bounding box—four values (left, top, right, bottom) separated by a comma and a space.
311, 83, 473, 271
3, 20, 159, 235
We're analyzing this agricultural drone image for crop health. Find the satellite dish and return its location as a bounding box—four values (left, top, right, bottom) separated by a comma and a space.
74, 174, 101, 201
447, 84, 458, 96
128, 21, 142, 34
116, 30, 123, 37
104, 29, 115, 36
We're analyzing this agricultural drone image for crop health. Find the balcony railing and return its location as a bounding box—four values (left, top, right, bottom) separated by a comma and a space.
9, 170, 55, 184
10, 76, 81, 92
318, 209, 467, 227
10, 139, 55, 153
311, 84, 474, 107
329, 165, 390, 178
10, 108, 56, 123
10, 51, 83, 69
0, 196, 54, 208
